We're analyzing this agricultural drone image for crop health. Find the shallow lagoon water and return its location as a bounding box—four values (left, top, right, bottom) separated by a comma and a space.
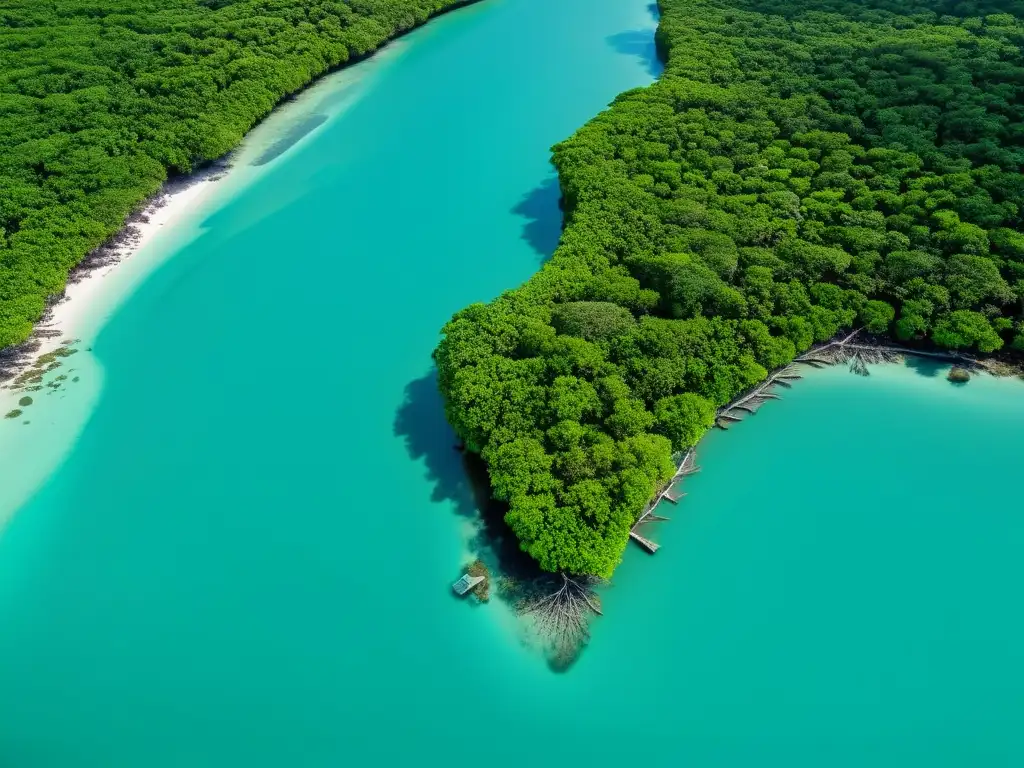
1, 1, 1023, 765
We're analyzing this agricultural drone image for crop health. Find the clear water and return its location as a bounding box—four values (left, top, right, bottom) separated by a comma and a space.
1, 1, 1023, 765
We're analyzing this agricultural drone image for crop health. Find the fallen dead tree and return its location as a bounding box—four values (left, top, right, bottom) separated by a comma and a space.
796, 329, 904, 375
716, 364, 802, 428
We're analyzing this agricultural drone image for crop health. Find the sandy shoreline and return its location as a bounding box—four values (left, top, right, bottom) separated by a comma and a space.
0, 164, 230, 393
0, 4, 483, 397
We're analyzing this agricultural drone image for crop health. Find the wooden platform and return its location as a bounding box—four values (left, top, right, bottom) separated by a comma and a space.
452, 573, 485, 596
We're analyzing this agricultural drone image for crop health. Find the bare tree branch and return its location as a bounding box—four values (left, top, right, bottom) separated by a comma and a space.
515, 573, 605, 669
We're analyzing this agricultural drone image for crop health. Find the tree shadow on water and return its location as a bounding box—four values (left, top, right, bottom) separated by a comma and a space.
902, 355, 944, 377
512, 175, 564, 263
394, 369, 475, 517
606, 29, 664, 79
394, 369, 542, 580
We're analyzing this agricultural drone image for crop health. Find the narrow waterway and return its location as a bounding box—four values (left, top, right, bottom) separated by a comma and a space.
3, 1, 1024, 766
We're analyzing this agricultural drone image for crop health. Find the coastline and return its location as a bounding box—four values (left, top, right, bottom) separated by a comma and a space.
0, 0, 487, 398
0, 166, 227, 393
632, 332, 1024, 555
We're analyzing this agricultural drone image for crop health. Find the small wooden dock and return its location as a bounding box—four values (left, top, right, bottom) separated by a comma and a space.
452, 573, 485, 596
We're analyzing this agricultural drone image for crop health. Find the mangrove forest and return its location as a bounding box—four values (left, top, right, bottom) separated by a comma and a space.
436, 0, 1024, 578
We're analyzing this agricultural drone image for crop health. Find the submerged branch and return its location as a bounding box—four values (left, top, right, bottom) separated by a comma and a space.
514, 573, 605, 669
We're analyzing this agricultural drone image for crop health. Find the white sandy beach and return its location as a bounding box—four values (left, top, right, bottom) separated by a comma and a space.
8, 174, 224, 382
0, 44, 402, 401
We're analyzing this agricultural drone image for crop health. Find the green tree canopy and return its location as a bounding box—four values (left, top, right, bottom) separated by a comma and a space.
653, 393, 717, 450
552, 301, 636, 342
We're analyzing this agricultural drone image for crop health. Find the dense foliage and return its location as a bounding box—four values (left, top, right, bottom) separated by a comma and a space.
436, 0, 1024, 577
0, 0, 471, 349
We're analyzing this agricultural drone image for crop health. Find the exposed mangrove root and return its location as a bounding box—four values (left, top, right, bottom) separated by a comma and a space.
516, 573, 604, 669
794, 329, 995, 376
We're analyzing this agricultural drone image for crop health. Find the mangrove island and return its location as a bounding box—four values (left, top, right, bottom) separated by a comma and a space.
435, 0, 1024, 583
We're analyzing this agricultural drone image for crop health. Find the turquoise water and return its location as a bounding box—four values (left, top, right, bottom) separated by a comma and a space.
2, 1, 1024, 765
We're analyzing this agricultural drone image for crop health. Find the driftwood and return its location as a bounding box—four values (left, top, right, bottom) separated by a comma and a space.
715, 329, 914, 425
639, 450, 698, 519
626, 450, 700, 553
517, 573, 604, 669
716, 363, 802, 428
